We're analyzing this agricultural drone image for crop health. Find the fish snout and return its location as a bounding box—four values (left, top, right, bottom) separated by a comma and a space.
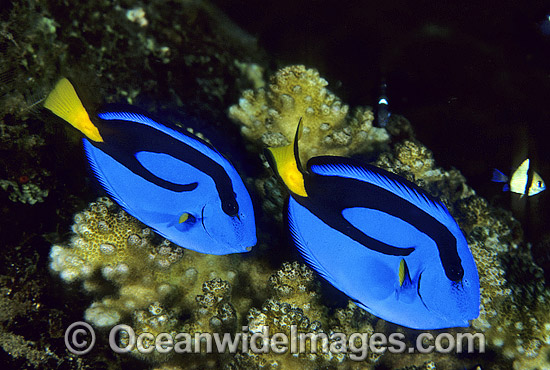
201, 204, 256, 254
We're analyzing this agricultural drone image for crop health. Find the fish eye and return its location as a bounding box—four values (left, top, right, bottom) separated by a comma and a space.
538, 181, 542, 187
222, 200, 239, 216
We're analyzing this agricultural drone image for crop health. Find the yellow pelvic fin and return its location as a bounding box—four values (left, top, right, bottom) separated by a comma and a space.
44, 78, 103, 142
179, 212, 190, 223
399, 259, 406, 287
267, 122, 307, 197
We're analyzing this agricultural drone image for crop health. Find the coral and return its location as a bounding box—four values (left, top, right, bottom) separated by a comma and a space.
450, 188, 550, 369
479, 245, 550, 369
0, 331, 56, 366
184, 278, 238, 335
229, 262, 380, 369
254, 175, 286, 223
234, 61, 266, 89
240, 299, 334, 368
118, 302, 182, 363
1, 0, 262, 120
0, 281, 60, 367
268, 261, 324, 322
111, 279, 239, 364
0, 179, 49, 204
329, 301, 376, 341
49, 197, 274, 364
375, 140, 474, 206
49, 197, 155, 286
228, 65, 389, 163
0, 258, 89, 369
455, 197, 513, 331
1, 1, 263, 369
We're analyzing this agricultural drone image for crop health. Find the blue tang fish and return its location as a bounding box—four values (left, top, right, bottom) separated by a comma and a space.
44, 78, 256, 255
267, 123, 479, 329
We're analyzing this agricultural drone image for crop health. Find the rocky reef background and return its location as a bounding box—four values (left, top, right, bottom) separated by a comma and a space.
1, 1, 550, 369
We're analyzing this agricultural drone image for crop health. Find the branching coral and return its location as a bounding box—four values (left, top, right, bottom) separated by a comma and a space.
229, 65, 389, 163
49, 197, 273, 365
185, 278, 238, 335
229, 262, 380, 369
268, 261, 324, 321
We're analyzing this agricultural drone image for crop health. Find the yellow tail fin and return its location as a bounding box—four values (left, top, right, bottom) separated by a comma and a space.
44, 78, 103, 142
266, 122, 307, 197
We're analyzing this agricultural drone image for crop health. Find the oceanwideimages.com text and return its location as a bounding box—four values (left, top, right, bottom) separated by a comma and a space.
65, 321, 485, 359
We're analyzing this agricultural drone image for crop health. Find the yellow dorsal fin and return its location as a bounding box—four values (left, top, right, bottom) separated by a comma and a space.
399, 259, 407, 286
44, 78, 103, 142
266, 121, 307, 197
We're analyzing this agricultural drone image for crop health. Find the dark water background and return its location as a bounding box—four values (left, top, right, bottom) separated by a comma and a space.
215, 0, 550, 249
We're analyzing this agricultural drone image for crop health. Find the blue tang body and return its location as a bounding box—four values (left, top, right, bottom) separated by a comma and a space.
44, 79, 256, 254
83, 110, 257, 254
267, 126, 479, 329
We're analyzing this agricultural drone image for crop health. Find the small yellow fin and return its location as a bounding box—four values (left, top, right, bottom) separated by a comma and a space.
268, 143, 307, 197
44, 78, 103, 142
179, 212, 190, 223
399, 259, 406, 287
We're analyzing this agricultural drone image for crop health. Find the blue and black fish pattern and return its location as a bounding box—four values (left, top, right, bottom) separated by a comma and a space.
84, 110, 257, 255
43, 78, 256, 255
268, 128, 480, 329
